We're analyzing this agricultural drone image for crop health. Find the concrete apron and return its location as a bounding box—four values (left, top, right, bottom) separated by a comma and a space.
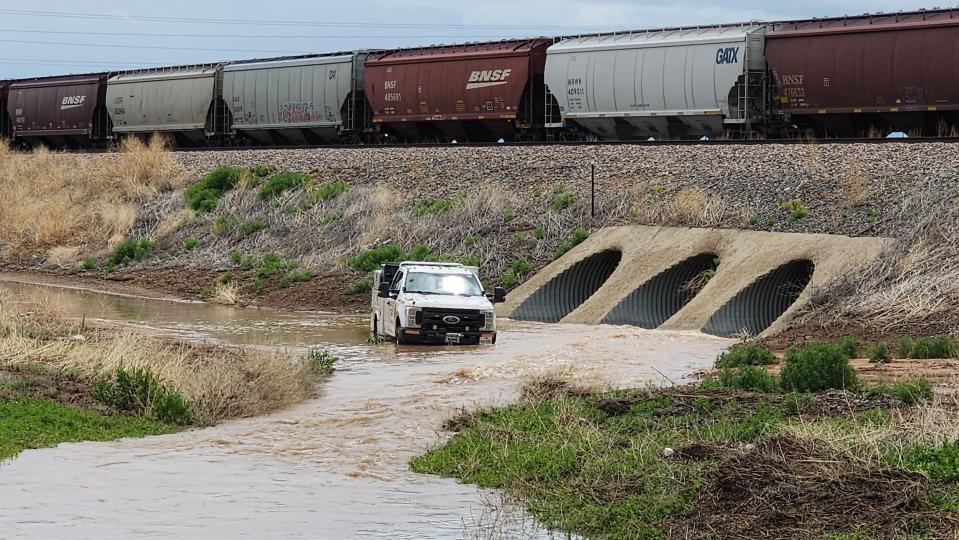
498, 226, 894, 338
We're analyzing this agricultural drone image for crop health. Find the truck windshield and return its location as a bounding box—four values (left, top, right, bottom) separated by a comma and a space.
405, 272, 484, 296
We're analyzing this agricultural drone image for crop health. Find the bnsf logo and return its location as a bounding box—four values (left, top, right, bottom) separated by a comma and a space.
715, 47, 740, 65
466, 69, 513, 90
60, 95, 87, 110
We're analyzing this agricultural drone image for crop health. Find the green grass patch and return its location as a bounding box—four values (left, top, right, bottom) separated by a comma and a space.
259, 171, 309, 200
553, 227, 590, 259
867, 343, 892, 364
183, 237, 199, 251
348, 278, 372, 295
238, 218, 267, 237
186, 166, 245, 212
779, 199, 809, 223
0, 398, 173, 462
717, 365, 779, 392
898, 439, 959, 482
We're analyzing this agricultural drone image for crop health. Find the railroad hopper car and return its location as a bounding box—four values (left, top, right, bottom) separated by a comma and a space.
223, 52, 371, 145
364, 39, 555, 142
106, 65, 228, 146
766, 10, 959, 137
5, 74, 109, 147
0, 81, 9, 140
545, 26, 768, 140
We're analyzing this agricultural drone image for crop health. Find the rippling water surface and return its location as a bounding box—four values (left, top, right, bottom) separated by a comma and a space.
0, 274, 730, 539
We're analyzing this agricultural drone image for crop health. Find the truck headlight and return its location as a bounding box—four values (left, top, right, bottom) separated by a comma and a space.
481, 310, 495, 331
407, 307, 422, 328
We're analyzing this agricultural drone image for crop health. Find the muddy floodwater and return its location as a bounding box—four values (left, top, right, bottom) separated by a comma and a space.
0, 274, 731, 539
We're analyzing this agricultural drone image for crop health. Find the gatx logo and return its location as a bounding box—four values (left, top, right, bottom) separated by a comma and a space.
60, 95, 87, 110
466, 69, 513, 90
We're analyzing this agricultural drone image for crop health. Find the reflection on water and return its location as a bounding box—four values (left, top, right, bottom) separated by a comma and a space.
0, 275, 732, 539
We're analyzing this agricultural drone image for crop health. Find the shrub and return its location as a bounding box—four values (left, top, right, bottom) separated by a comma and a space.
460, 255, 481, 268
238, 218, 267, 237
230, 251, 243, 264
553, 227, 590, 259
312, 180, 347, 202
92, 366, 191, 425
307, 349, 338, 375
715, 343, 776, 368
836, 335, 861, 358
213, 216, 233, 235
893, 378, 933, 405
499, 272, 519, 288
412, 198, 452, 217
348, 278, 372, 295
779, 199, 809, 223
290, 269, 313, 283
184, 237, 199, 251
899, 439, 959, 482
512, 258, 532, 277
780, 342, 859, 392
898, 336, 959, 359
409, 244, 434, 261
80, 256, 97, 270
533, 226, 546, 240
218, 272, 234, 285
347, 245, 406, 272
186, 166, 244, 212
867, 343, 891, 364
503, 209, 515, 222
259, 171, 309, 200
718, 365, 778, 392
107, 238, 154, 267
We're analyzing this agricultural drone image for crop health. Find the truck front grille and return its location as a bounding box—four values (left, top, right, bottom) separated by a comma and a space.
420, 308, 485, 332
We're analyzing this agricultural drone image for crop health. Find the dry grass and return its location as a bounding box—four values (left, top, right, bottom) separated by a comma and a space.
211, 281, 239, 305
0, 303, 314, 425
840, 159, 870, 208
630, 184, 727, 227
0, 136, 188, 263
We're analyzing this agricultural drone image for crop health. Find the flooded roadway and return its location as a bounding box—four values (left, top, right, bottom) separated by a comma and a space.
0, 274, 731, 539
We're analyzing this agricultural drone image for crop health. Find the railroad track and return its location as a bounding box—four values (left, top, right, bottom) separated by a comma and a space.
47, 136, 959, 154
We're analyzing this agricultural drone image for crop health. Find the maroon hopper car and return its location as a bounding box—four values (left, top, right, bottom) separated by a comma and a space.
6, 74, 110, 146
767, 10, 959, 136
364, 39, 552, 141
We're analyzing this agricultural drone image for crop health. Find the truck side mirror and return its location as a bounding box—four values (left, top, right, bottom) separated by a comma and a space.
377, 282, 390, 298
492, 287, 507, 304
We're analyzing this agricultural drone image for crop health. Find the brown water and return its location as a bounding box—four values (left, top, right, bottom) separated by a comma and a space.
0, 275, 732, 539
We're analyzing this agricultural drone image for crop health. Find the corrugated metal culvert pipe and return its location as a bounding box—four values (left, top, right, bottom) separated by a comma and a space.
602, 253, 719, 329
511, 250, 622, 323
702, 260, 815, 337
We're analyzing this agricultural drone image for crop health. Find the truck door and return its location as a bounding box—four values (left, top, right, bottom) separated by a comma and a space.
386, 269, 404, 333
374, 264, 401, 335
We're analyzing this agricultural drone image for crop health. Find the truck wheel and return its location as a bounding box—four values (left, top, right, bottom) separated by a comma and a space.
395, 320, 407, 345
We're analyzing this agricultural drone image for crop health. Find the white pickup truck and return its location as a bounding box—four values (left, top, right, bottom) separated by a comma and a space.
370, 261, 506, 345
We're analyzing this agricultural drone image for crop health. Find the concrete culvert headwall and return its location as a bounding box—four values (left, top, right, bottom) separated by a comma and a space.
702, 260, 815, 338
602, 253, 718, 329
511, 250, 622, 323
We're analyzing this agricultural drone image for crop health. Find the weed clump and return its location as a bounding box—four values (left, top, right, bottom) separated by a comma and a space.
412, 198, 453, 217
780, 342, 859, 392
184, 237, 199, 251
779, 199, 809, 223
92, 366, 191, 425
186, 166, 244, 212
310, 180, 347, 203
107, 238, 154, 267
867, 343, 892, 364
238, 218, 267, 237
893, 378, 933, 405
348, 278, 372, 295
553, 227, 590, 259
836, 335, 861, 358
307, 349, 338, 375
259, 171, 309, 200
551, 185, 574, 211
347, 245, 406, 273
897, 336, 959, 359
718, 365, 778, 392
898, 439, 959, 482
715, 343, 776, 368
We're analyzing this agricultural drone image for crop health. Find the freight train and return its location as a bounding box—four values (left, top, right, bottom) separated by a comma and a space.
2, 8, 958, 147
